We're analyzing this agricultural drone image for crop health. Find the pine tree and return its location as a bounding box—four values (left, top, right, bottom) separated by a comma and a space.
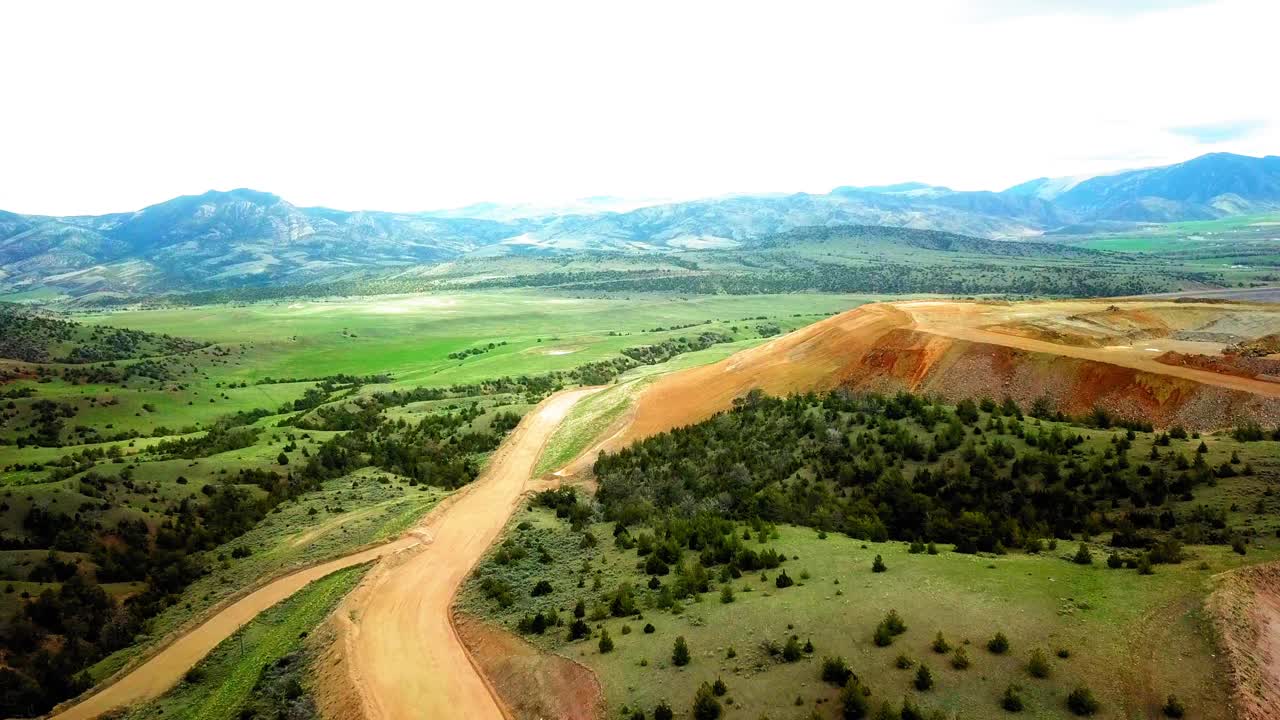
672, 635, 691, 666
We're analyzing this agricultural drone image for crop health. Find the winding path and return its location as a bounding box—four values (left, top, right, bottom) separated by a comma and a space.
332, 387, 598, 720
50, 388, 597, 720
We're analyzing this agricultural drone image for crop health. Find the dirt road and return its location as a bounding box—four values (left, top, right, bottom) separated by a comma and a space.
51, 538, 421, 720
50, 388, 596, 720
333, 387, 599, 720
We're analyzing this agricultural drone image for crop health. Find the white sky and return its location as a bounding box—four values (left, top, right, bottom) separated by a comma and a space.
2, 0, 1277, 216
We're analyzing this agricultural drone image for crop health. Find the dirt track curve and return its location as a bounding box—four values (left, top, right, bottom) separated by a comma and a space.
332, 387, 599, 720
50, 388, 597, 720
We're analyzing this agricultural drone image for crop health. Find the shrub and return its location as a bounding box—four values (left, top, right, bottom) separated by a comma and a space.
874, 622, 894, 647
931, 631, 950, 654
643, 623, 655, 634
900, 696, 923, 720
720, 584, 735, 603
840, 679, 870, 719
875, 701, 900, 720
951, 647, 970, 669
1106, 553, 1123, 569
1137, 556, 1155, 575
988, 632, 1010, 654
1067, 686, 1100, 716
913, 664, 933, 691
598, 628, 614, 653
568, 619, 590, 640
1001, 685, 1024, 712
776, 570, 795, 588
883, 609, 906, 634
1027, 648, 1050, 678
872, 555, 887, 572
1162, 695, 1185, 718
821, 656, 854, 685
1056, 647, 1071, 659
895, 654, 914, 669
927, 542, 938, 555
573, 599, 586, 618
783, 635, 803, 662
654, 702, 674, 720
909, 540, 925, 554
672, 636, 691, 666
1072, 544, 1092, 565
531, 579, 553, 596
692, 683, 722, 720
712, 677, 727, 696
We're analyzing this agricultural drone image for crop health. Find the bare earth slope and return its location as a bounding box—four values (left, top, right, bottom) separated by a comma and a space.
606, 299, 1280, 451
1208, 562, 1280, 720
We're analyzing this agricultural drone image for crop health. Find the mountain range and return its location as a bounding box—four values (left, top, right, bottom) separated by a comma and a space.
2, 152, 1278, 298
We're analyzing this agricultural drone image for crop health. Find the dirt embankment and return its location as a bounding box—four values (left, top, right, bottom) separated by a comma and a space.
600, 302, 1280, 450
1208, 562, 1280, 720
453, 613, 603, 720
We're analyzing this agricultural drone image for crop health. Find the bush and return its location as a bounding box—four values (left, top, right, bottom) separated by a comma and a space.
573, 599, 585, 618
643, 622, 655, 634
712, 677, 727, 696
988, 632, 1010, 654
895, 654, 914, 669
693, 683, 722, 720
720, 584, 735, 603
931, 631, 950, 654
840, 679, 870, 719
900, 696, 923, 720
783, 635, 803, 662
1106, 553, 1123, 569
1056, 647, 1071, 659
1067, 686, 1100, 716
1027, 648, 1050, 678
821, 656, 854, 685
654, 702, 674, 720
1001, 685, 1024, 712
531, 579, 553, 596
951, 647, 970, 669
1073, 544, 1092, 565
874, 622, 894, 647
926, 542, 938, 555
1162, 695, 1185, 718
568, 619, 590, 640
913, 664, 934, 691
883, 609, 906, 634
672, 636, 691, 666
872, 555, 887, 572
599, 628, 614, 654
776, 570, 795, 588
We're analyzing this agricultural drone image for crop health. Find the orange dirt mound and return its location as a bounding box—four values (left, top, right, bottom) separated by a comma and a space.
615, 303, 911, 446
1208, 562, 1280, 720
454, 613, 603, 720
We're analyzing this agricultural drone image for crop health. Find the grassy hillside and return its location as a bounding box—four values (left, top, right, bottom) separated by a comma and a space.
462, 390, 1280, 719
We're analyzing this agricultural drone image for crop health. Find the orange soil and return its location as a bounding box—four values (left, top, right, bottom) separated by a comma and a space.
330, 388, 599, 720
453, 613, 603, 720
1207, 562, 1280, 720
598, 300, 1280, 454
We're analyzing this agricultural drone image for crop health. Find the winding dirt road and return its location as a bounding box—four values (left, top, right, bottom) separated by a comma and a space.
50, 388, 596, 720
331, 387, 598, 720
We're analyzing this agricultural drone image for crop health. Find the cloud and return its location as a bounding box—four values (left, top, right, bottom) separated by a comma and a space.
1168, 120, 1266, 144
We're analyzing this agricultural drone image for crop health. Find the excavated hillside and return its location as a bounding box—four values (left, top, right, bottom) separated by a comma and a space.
611, 299, 1280, 449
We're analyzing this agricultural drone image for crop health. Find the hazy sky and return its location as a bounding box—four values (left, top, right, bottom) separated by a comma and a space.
3, 0, 1277, 215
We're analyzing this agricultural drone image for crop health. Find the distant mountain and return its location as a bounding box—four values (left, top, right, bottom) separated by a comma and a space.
1050, 153, 1280, 221
0, 190, 521, 297
2, 152, 1278, 298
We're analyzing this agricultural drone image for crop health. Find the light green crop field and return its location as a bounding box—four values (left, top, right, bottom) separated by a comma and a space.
121, 564, 367, 720
74, 291, 869, 386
